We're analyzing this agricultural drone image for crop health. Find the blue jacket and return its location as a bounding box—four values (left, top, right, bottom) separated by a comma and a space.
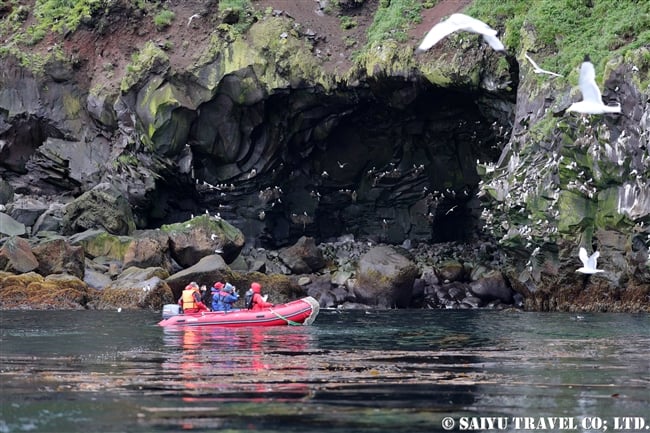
211, 289, 239, 312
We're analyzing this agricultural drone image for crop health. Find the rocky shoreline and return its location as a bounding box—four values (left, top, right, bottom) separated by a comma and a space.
1, 1, 649, 312
2, 206, 647, 312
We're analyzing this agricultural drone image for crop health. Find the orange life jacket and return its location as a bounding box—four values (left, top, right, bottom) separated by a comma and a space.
181, 289, 198, 309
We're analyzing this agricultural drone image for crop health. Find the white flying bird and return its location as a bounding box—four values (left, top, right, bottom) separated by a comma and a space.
417, 13, 505, 52
567, 56, 621, 115
576, 247, 604, 274
524, 53, 563, 77
187, 13, 200, 26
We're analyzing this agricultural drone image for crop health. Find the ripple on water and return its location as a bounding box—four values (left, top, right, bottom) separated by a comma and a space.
0, 310, 648, 432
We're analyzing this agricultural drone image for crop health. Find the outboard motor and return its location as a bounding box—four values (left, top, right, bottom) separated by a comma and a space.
162, 304, 181, 319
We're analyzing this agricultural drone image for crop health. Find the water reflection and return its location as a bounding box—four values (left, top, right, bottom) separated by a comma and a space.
160, 326, 316, 404
0, 310, 648, 433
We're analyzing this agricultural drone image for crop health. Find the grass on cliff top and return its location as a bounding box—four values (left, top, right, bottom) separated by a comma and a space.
27, 0, 105, 43
219, 0, 251, 12
366, 0, 423, 46
465, 0, 650, 78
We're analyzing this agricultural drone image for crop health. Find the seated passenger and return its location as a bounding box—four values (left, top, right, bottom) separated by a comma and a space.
178, 282, 209, 313
211, 283, 239, 312
250, 282, 273, 311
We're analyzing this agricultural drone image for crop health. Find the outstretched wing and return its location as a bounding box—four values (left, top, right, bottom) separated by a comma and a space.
578, 60, 602, 104
525, 53, 541, 70
418, 13, 504, 52
417, 19, 460, 51
449, 13, 493, 33
481, 33, 505, 51
587, 251, 600, 270
579, 247, 590, 267
525, 53, 563, 77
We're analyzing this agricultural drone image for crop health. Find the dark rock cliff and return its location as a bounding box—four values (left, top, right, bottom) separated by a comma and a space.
1, 0, 648, 311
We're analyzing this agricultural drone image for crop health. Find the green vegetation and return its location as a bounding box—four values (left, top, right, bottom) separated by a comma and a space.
29, 0, 105, 43
218, 0, 251, 13
465, 0, 650, 78
120, 41, 169, 92
153, 9, 175, 31
340, 16, 357, 30
366, 0, 422, 46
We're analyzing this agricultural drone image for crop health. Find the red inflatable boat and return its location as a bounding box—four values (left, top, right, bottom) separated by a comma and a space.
158, 296, 320, 327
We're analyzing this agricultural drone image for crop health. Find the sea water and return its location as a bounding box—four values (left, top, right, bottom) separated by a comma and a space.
1, 309, 648, 432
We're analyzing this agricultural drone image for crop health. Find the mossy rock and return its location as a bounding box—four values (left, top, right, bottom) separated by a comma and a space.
557, 190, 596, 234
204, 16, 331, 91
595, 187, 628, 229
72, 230, 133, 261
161, 214, 245, 265
135, 77, 197, 155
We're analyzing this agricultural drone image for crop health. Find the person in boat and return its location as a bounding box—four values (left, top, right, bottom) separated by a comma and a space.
249, 282, 273, 311
178, 282, 209, 313
202, 282, 221, 310
211, 282, 240, 312
200, 284, 211, 310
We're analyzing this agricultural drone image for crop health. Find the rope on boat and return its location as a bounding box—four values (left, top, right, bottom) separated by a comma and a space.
270, 309, 302, 326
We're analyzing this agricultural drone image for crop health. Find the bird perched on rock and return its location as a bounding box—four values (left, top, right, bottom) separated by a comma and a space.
567, 55, 621, 115
417, 13, 505, 52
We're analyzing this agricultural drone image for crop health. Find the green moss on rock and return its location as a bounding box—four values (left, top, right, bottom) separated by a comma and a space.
79, 231, 133, 261
121, 41, 170, 93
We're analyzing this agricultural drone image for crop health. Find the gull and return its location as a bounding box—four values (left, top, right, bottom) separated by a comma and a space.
567, 55, 621, 115
187, 13, 200, 26
576, 247, 604, 274
337, 161, 348, 168
524, 53, 563, 77
417, 13, 505, 52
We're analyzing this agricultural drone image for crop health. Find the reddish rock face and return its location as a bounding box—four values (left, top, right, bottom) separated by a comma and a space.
0, 236, 38, 274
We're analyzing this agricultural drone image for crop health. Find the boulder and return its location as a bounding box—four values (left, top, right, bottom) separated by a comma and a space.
123, 230, 172, 271
32, 238, 85, 279
62, 182, 136, 235
278, 236, 326, 274
356, 245, 419, 308
0, 236, 38, 273
163, 215, 245, 267
0, 212, 26, 236
5, 196, 48, 227
437, 260, 465, 282
32, 202, 65, 234
166, 254, 230, 299
97, 268, 173, 310
83, 268, 113, 290
69, 229, 132, 261
469, 271, 513, 304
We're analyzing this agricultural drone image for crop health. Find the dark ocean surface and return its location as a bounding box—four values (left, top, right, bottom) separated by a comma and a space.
1, 309, 648, 432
